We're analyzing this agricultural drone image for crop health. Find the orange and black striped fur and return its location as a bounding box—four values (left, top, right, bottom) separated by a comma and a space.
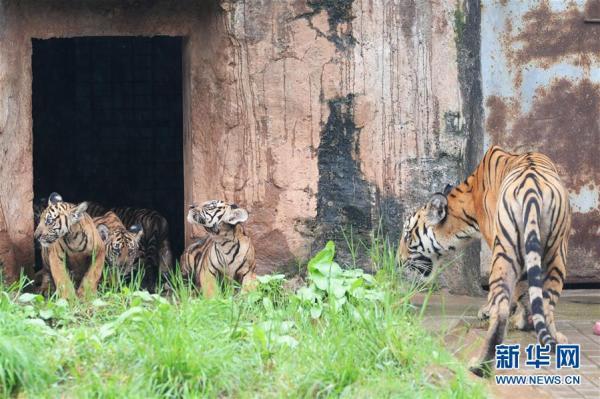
397, 146, 571, 376
108, 207, 173, 283
181, 200, 256, 298
93, 211, 143, 275
84, 205, 172, 287
34, 193, 106, 299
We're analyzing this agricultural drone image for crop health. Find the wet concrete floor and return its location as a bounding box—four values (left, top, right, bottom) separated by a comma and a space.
413, 289, 600, 399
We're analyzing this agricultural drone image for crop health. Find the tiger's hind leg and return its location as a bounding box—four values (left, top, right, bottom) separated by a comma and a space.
543, 240, 568, 345
470, 236, 517, 377
509, 279, 533, 331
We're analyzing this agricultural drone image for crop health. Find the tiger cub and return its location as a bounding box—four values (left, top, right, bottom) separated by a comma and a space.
108, 207, 173, 283
93, 211, 143, 275
34, 192, 106, 299
82, 205, 173, 284
397, 146, 571, 377
181, 200, 256, 298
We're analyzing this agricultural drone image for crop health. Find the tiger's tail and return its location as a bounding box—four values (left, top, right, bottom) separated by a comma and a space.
523, 190, 555, 349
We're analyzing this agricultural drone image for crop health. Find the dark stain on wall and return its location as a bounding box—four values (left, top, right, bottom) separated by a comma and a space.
315, 94, 374, 260
306, 0, 355, 48
454, 0, 484, 295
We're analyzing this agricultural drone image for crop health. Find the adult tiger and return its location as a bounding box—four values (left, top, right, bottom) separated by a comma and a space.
181, 200, 256, 298
34, 193, 106, 299
397, 146, 571, 377
93, 211, 143, 275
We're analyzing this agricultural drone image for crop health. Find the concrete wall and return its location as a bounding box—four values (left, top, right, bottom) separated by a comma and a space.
0, 0, 480, 293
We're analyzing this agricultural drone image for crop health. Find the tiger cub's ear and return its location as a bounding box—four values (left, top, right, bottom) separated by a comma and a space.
426, 193, 448, 225
224, 207, 248, 225
129, 224, 144, 242
69, 202, 89, 224
97, 224, 110, 242
49, 192, 63, 206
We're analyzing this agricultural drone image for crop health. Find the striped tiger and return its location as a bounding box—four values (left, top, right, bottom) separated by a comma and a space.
107, 207, 173, 280
34, 192, 106, 298
181, 200, 256, 298
93, 211, 143, 275
397, 146, 571, 377
36, 199, 172, 285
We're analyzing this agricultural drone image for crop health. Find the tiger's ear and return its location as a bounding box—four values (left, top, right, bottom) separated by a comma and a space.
426, 193, 448, 225
48, 192, 63, 206
224, 207, 248, 225
97, 224, 110, 242
69, 202, 88, 224
129, 224, 144, 242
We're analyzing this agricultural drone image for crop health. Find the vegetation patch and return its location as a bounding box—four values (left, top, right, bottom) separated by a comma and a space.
0, 240, 485, 398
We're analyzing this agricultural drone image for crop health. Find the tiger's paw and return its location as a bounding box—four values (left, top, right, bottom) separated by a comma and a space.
556, 332, 568, 344
477, 305, 490, 321
469, 362, 492, 378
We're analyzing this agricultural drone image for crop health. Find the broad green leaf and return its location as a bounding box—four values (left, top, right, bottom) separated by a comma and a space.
310, 304, 322, 319
307, 241, 335, 274
39, 308, 54, 320
312, 261, 342, 277
262, 297, 274, 313
18, 292, 39, 303
329, 279, 348, 299
257, 274, 286, 284
132, 290, 153, 302
296, 286, 319, 302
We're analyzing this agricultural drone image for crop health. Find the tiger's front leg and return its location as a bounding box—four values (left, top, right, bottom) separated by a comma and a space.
241, 272, 258, 293
76, 246, 105, 298
47, 248, 76, 299
198, 266, 218, 299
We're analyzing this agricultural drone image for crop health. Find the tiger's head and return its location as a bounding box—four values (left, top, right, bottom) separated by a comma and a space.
398, 185, 469, 277
97, 223, 143, 273
187, 200, 248, 235
34, 192, 88, 247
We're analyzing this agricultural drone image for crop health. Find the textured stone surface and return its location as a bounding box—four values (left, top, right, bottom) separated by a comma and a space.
0, 0, 477, 293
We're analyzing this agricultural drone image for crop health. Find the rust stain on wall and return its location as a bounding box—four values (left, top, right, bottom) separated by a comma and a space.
514, 79, 598, 191
486, 79, 599, 191
570, 210, 600, 280
484, 95, 508, 139
512, 1, 600, 67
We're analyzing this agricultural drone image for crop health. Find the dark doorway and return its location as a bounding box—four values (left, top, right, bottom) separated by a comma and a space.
32, 36, 184, 264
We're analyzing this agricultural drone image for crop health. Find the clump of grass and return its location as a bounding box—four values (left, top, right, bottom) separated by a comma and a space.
0, 238, 485, 398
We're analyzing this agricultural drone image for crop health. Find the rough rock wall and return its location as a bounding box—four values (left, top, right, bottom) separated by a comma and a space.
202, 0, 474, 292
0, 0, 480, 293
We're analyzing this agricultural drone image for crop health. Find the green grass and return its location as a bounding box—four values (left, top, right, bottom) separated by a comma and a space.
0, 239, 485, 398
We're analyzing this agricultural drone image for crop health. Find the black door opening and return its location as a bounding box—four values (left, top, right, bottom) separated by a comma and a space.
32, 36, 184, 269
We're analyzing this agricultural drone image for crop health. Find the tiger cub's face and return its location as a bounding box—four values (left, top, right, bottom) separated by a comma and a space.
97, 224, 143, 273
398, 193, 452, 277
34, 193, 88, 247
187, 200, 248, 234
